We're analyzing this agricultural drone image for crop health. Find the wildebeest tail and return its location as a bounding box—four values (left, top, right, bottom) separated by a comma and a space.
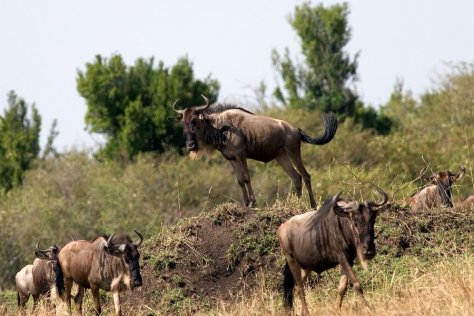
17, 291, 20, 307
299, 112, 338, 145
283, 261, 294, 309
54, 261, 65, 297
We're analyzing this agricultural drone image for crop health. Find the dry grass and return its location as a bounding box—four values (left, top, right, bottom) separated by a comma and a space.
205, 254, 473, 316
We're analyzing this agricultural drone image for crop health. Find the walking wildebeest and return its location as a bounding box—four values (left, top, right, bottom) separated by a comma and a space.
169, 95, 337, 208
407, 165, 465, 211
57, 231, 143, 316
277, 187, 390, 316
15, 242, 63, 313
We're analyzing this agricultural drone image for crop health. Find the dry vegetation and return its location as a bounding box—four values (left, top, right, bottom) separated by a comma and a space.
0, 64, 473, 315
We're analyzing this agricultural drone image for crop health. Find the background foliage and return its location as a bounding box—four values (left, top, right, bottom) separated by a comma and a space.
77, 55, 220, 160
0, 1, 473, 294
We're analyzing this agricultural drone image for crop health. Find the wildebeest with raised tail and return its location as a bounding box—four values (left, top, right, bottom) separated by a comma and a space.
57, 231, 143, 316
407, 165, 465, 210
169, 95, 337, 208
15, 242, 63, 313
277, 187, 390, 316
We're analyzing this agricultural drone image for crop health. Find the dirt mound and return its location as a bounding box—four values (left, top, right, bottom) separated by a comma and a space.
121, 202, 299, 314
120, 202, 474, 315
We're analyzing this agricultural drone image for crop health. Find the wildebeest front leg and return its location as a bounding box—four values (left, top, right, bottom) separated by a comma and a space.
113, 290, 122, 316
90, 285, 101, 316
230, 159, 256, 207
337, 274, 348, 308
340, 261, 369, 308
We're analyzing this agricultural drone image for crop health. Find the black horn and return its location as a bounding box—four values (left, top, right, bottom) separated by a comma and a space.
370, 183, 388, 206
133, 230, 143, 247
194, 94, 211, 111
35, 241, 49, 254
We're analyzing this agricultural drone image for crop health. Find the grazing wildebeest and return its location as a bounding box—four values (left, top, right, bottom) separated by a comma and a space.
15, 242, 63, 313
57, 231, 143, 316
277, 187, 390, 316
169, 95, 337, 208
407, 165, 465, 211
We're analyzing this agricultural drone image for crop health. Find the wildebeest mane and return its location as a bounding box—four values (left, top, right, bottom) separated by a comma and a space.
201, 103, 254, 116
305, 196, 336, 229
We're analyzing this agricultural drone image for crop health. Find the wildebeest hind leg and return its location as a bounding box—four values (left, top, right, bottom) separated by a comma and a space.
286, 149, 316, 208
287, 258, 310, 316
276, 153, 303, 198
74, 286, 85, 315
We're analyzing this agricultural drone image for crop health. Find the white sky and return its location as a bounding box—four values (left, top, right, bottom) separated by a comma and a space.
1, 0, 473, 151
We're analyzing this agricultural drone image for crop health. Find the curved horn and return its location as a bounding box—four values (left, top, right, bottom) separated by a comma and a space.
194, 95, 211, 112
331, 191, 342, 206
106, 233, 115, 248
35, 241, 49, 253
171, 99, 184, 114
133, 230, 143, 247
454, 165, 466, 180
369, 183, 388, 206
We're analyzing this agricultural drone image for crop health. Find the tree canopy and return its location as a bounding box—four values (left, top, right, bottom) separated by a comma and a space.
0, 91, 41, 191
77, 55, 220, 160
272, 2, 391, 134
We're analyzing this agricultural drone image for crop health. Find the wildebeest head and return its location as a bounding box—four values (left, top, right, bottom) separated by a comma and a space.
105, 230, 144, 289
333, 186, 390, 263
168, 95, 211, 153
421, 165, 465, 208
35, 242, 59, 261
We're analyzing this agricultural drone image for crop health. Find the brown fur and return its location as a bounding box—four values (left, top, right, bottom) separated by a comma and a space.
15, 245, 60, 314
58, 232, 143, 316
277, 189, 390, 316
170, 98, 337, 208
408, 166, 465, 211
454, 195, 474, 209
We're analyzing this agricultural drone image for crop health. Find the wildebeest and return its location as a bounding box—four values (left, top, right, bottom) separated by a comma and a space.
169, 95, 337, 208
454, 194, 474, 209
407, 165, 465, 211
57, 231, 143, 316
277, 187, 390, 316
15, 242, 63, 313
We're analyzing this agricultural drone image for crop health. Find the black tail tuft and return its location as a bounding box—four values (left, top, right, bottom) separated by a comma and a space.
54, 261, 65, 297
300, 112, 338, 145
283, 261, 295, 310
17, 291, 20, 307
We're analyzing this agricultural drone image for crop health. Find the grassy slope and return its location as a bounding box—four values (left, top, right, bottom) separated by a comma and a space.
1, 198, 473, 315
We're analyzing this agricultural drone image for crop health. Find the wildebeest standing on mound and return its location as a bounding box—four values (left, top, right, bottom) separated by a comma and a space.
407, 165, 465, 210
169, 95, 338, 208
15, 242, 63, 314
277, 187, 390, 316
57, 231, 143, 316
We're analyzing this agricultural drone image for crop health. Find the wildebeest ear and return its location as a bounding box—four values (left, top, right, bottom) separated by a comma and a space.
167, 116, 182, 123
333, 201, 352, 218
374, 202, 391, 214
35, 251, 49, 260
450, 165, 466, 181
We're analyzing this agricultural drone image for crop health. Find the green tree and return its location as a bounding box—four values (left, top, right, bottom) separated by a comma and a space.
273, 2, 391, 134
0, 91, 41, 191
77, 55, 220, 160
